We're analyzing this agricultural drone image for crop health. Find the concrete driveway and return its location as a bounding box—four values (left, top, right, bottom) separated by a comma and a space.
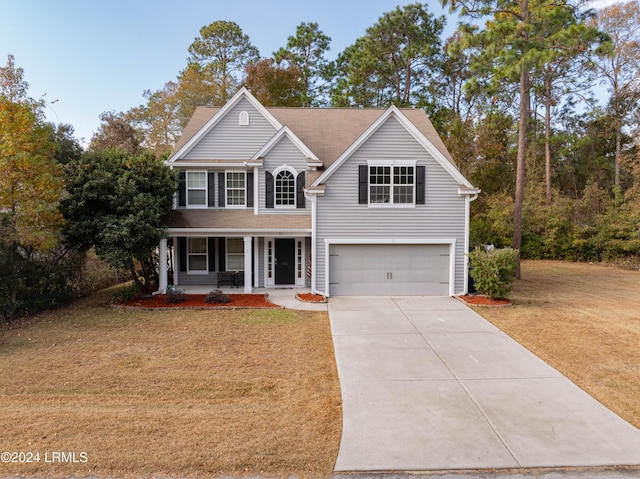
328, 296, 640, 472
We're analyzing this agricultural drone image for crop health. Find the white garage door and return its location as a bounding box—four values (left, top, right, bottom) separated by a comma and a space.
329, 244, 450, 296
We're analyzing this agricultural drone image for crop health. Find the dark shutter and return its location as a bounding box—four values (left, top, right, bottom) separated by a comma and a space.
178, 237, 187, 272
178, 171, 186, 207
265, 171, 274, 208
416, 165, 425, 205
218, 172, 225, 207
208, 237, 216, 272
207, 172, 216, 207
218, 238, 226, 271
296, 171, 305, 208
246, 171, 254, 208
358, 165, 368, 204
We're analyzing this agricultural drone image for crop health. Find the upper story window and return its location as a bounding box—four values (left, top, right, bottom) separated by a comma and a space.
275, 170, 296, 207
266, 168, 305, 209
359, 162, 424, 207
226, 171, 246, 207
187, 171, 207, 207
369, 166, 414, 205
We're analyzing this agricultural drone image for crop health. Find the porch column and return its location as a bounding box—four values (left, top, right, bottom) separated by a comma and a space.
243, 236, 252, 293
158, 238, 168, 293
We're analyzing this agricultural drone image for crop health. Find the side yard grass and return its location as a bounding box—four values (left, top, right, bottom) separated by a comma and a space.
475, 260, 640, 429
0, 292, 342, 478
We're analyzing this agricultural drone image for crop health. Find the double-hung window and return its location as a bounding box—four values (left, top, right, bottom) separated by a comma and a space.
187, 238, 207, 273
226, 238, 244, 271
368, 163, 415, 205
226, 171, 246, 207
187, 171, 207, 207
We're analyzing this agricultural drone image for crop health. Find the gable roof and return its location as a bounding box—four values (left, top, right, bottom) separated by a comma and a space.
312, 106, 474, 189
168, 87, 282, 162
252, 125, 322, 167
169, 102, 455, 171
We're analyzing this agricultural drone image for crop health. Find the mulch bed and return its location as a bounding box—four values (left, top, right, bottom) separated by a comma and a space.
296, 292, 327, 303
122, 293, 281, 309
458, 294, 512, 307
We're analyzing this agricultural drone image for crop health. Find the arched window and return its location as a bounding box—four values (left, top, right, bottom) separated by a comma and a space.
275, 170, 296, 206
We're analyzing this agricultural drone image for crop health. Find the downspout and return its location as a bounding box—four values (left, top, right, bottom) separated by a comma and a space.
464, 191, 479, 295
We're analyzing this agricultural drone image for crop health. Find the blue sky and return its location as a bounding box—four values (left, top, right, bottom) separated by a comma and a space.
0, 0, 614, 145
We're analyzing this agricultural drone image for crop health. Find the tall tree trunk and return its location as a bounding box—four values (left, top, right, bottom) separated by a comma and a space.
512, 0, 530, 280
545, 75, 552, 206
615, 109, 622, 188
613, 76, 621, 188
512, 66, 530, 280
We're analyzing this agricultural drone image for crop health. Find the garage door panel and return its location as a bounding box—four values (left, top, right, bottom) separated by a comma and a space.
329, 244, 450, 296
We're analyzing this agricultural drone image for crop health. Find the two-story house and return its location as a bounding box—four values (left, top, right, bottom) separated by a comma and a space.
158, 87, 479, 296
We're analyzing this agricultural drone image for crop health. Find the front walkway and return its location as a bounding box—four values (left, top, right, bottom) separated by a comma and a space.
329, 296, 640, 472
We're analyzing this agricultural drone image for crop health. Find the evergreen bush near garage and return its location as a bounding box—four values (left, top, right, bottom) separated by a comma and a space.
468, 247, 519, 299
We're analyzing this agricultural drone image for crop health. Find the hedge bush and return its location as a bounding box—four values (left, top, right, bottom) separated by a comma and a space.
205, 289, 231, 304
468, 247, 519, 299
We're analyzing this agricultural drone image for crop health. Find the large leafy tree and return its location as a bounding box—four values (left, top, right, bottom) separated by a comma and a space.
0, 55, 64, 312
128, 83, 183, 158
89, 110, 144, 154
243, 58, 305, 106
274, 22, 333, 106
332, 3, 445, 107
61, 150, 176, 290
49, 123, 84, 165
444, 0, 604, 276
589, 0, 640, 188
0, 55, 62, 253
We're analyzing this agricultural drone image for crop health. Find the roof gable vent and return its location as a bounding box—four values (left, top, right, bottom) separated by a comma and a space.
239, 111, 249, 126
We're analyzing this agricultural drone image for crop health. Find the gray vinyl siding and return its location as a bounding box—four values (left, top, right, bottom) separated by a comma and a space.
183, 97, 278, 160
315, 116, 468, 295
259, 136, 311, 214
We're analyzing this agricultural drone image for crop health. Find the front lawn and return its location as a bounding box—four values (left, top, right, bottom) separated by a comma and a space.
0, 292, 341, 478
476, 260, 640, 429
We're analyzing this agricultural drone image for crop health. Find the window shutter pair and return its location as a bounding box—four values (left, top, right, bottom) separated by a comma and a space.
265, 171, 305, 208
178, 237, 217, 272
219, 171, 253, 207
358, 165, 425, 204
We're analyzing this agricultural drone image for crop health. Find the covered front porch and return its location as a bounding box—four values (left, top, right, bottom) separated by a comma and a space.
158, 234, 312, 294
159, 209, 312, 294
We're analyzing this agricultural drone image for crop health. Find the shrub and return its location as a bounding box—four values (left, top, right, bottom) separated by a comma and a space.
114, 282, 141, 303
166, 290, 187, 304
205, 289, 231, 304
468, 246, 519, 300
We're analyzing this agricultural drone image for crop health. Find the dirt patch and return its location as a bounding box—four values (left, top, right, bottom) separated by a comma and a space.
458, 294, 511, 307
123, 293, 280, 309
475, 260, 640, 429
